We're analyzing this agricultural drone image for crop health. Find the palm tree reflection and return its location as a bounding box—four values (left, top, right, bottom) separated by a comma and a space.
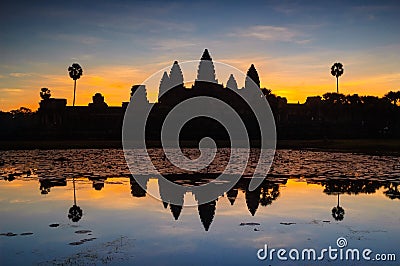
68, 176, 83, 222
331, 193, 345, 221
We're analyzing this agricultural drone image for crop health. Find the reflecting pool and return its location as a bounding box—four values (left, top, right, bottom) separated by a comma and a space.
0, 149, 399, 265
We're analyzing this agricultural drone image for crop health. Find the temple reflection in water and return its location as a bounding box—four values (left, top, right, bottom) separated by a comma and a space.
12, 174, 395, 231
1, 148, 399, 231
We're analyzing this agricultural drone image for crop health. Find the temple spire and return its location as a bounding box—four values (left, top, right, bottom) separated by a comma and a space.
227, 188, 238, 205
245, 64, 260, 89
158, 71, 170, 102
226, 74, 238, 90
201, 49, 212, 61
130, 85, 149, 105
198, 200, 216, 231
169, 61, 184, 88
196, 49, 217, 83
245, 187, 261, 216
170, 204, 182, 220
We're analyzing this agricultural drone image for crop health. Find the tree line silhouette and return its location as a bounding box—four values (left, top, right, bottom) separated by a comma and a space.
1, 91, 399, 141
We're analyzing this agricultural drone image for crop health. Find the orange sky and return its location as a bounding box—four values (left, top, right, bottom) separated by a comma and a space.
1, 56, 398, 112
2, 1, 400, 112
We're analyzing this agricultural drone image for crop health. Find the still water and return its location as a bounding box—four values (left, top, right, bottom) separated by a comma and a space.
0, 149, 399, 265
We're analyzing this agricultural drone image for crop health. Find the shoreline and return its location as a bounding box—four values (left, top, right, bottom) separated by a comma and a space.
1, 139, 399, 156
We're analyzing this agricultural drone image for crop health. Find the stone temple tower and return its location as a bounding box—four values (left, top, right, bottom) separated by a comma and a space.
245, 64, 260, 89
169, 61, 184, 88
196, 49, 217, 84
158, 71, 170, 102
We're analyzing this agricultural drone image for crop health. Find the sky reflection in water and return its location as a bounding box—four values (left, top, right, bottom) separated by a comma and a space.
0, 149, 399, 265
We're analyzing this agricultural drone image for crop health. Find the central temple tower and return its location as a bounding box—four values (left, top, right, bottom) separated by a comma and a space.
195, 49, 217, 84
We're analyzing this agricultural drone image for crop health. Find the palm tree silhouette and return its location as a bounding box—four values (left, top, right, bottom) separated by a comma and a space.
331, 193, 345, 221
68, 176, 83, 222
331, 62, 344, 93
40, 88, 51, 100
68, 63, 83, 107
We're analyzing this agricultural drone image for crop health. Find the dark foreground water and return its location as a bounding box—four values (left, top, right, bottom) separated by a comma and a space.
0, 149, 399, 265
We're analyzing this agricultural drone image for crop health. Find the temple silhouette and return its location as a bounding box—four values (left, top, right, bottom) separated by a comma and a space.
3, 173, 398, 231
2, 49, 399, 141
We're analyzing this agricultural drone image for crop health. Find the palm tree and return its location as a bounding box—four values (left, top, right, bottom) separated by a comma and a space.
40, 88, 51, 100
68, 176, 83, 222
331, 193, 345, 221
68, 63, 83, 107
331, 62, 344, 93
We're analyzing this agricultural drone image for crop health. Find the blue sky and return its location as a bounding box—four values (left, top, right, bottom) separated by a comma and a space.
1, 0, 399, 110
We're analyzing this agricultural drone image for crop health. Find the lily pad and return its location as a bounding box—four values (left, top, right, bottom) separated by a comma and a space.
20, 232, 34, 236
0, 232, 18, 237
239, 222, 260, 226
75, 230, 92, 234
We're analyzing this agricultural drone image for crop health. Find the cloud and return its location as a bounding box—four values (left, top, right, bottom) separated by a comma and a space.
9, 72, 32, 78
44, 33, 105, 45
228, 25, 308, 43
151, 39, 196, 50
295, 39, 312, 44
0, 88, 23, 93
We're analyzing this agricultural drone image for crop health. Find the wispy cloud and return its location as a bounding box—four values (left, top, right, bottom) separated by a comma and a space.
151, 39, 196, 51
9, 72, 32, 78
228, 25, 309, 44
44, 33, 105, 45
0, 88, 23, 93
